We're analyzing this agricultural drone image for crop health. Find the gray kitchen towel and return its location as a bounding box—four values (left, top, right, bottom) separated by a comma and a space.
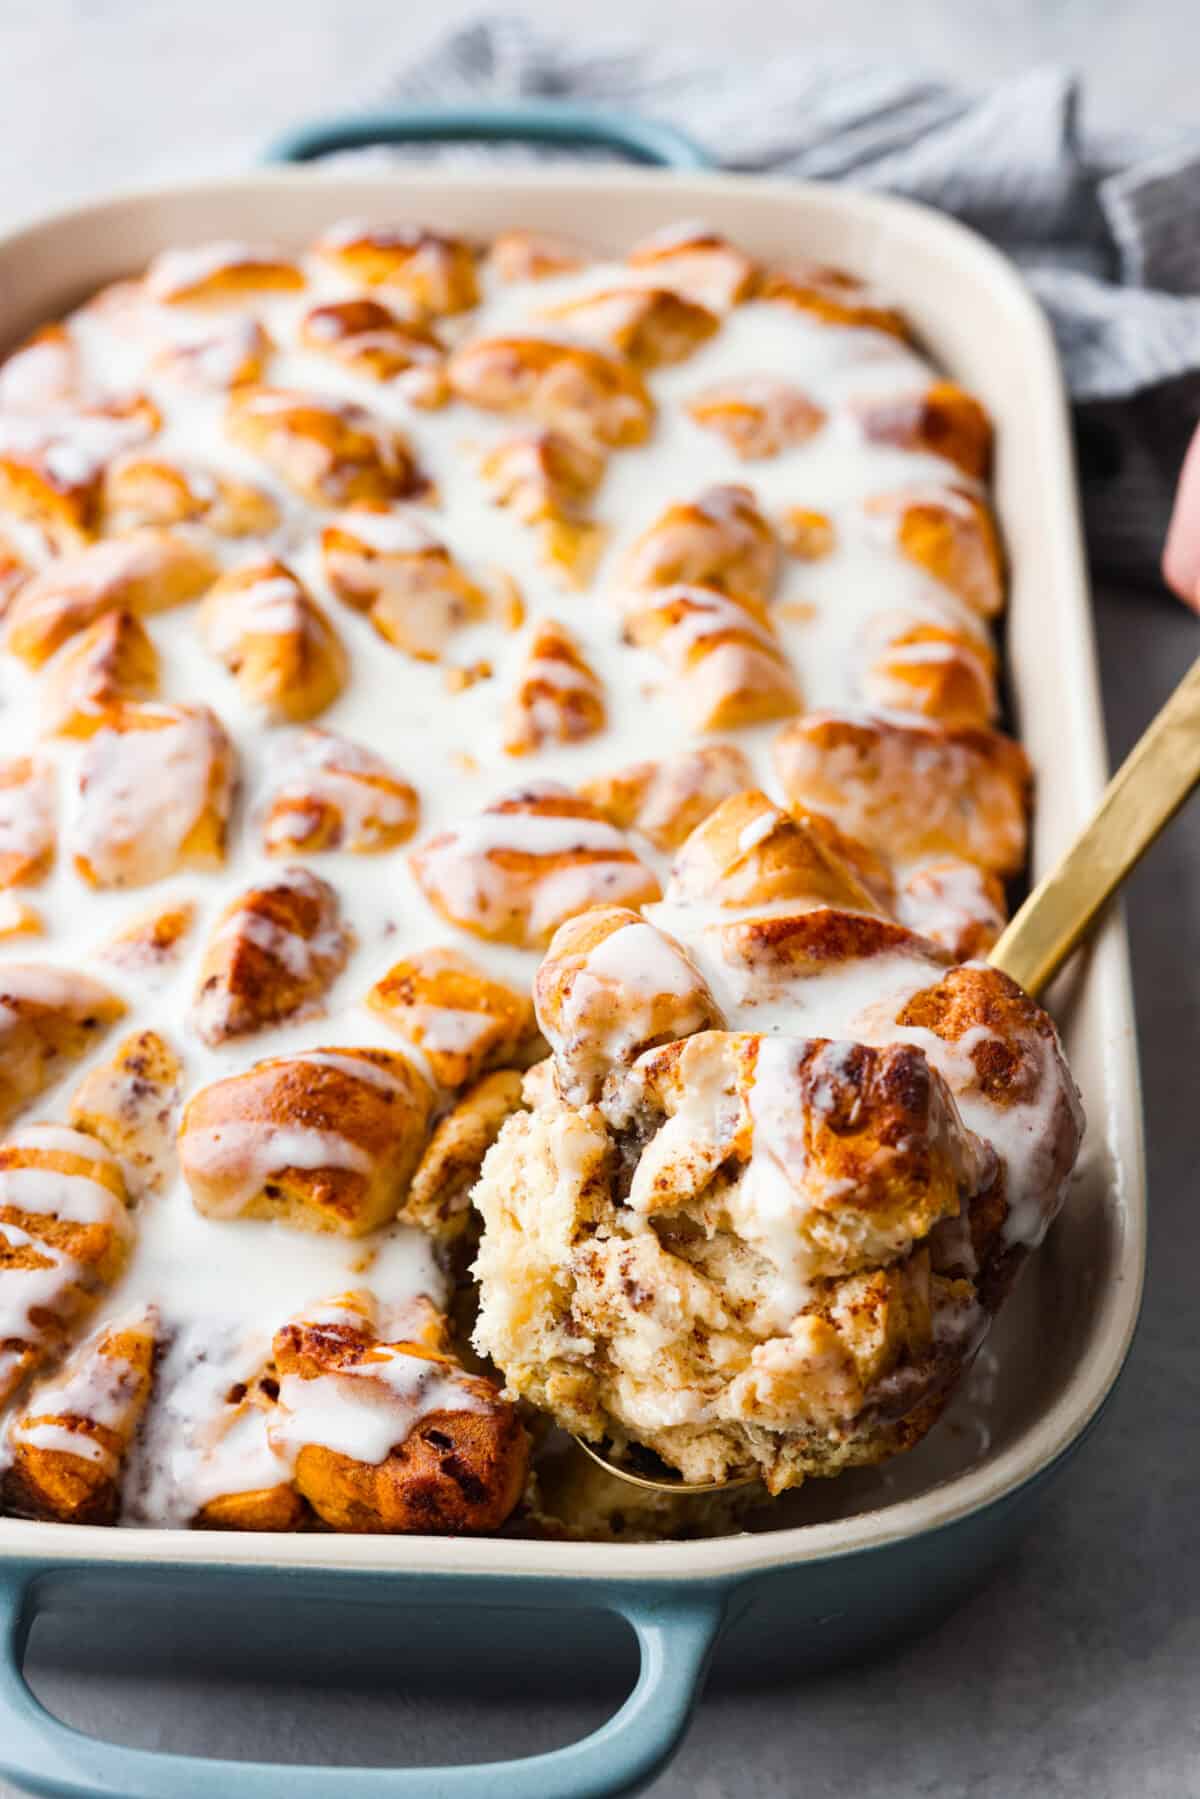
350, 17, 1200, 586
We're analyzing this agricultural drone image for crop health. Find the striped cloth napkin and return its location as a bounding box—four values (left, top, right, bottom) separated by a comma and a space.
355, 17, 1200, 585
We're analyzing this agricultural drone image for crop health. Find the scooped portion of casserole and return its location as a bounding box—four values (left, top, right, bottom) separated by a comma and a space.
0, 219, 1080, 1535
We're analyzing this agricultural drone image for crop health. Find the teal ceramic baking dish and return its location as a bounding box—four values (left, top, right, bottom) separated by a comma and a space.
0, 104, 1145, 1798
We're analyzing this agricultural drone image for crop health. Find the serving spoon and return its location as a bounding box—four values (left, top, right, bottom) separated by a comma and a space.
574, 652, 1200, 1494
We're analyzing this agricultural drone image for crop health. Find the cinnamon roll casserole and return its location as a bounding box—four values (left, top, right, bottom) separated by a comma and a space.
0, 221, 1082, 1537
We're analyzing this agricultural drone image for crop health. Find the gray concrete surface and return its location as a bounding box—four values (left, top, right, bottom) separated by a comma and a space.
1, 5, 1199, 1794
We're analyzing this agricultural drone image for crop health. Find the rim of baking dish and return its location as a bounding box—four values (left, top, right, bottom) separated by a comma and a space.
0, 168, 1147, 1580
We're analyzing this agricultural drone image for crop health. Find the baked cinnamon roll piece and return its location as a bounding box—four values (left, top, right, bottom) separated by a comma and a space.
622, 484, 778, 602
153, 315, 272, 392
864, 485, 1004, 617
191, 868, 352, 1047
621, 584, 799, 731
772, 710, 1031, 877
69, 1030, 182, 1200
404, 1069, 526, 1241
0, 323, 81, 412
144, 241, 304, 305
0, 396, 162, 549
179, 1049, 433, 1236
72, 703, 236, 888
99, 902, 196, 980
0, 970, 124, 1128
490, 229, 588, 283
409, 782, 660, 950
778, 507, 836, 561
627, 223, 758, 309
269, 1292, 528, 1532
102, 454, 281, 539
262, 728, 419, 857
366, 946, 536, 1090
188, 1355, 310, 1533
540, 286, 719, 368
476, 429, 608, 589
6, 528, 216, 667
687, 380, 827, 460
0, 758, 55, 889
0, 531, 29, 616
895, 859, 1008, 960
41, 609, 159, 737
503, 619, 606, 755
202, 559, 348, 723
313, 221, 480, 318
578, 743, 753, 852
226, 387, 423, 507
665, 788, 884, 916
0, 1125, 133, 1403
0, 900, 42, 943
298, 299, 448, 407
448, 337, 653, 447
535, 907, 723, 1104
859, 615, 998, 727
857, 382, 992, 482
1, 1308, 156, 1523
472, 1028, 992, 1492
759, 262, 911, 340
320, 511, 487, 662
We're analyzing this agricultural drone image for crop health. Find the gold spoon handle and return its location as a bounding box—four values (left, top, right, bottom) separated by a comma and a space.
989, 651, 1200, 999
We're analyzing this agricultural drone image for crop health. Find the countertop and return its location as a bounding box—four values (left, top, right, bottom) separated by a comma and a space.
1, 5, 1198, 1794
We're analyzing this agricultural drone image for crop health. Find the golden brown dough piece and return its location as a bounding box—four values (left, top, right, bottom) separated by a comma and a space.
448, 337, 653, 447
666, 789, 884, 916
475, 429, 608, 590
0, 758, 55, 889
759, 262, 912, 340
410, 782, 661, 950
72, 703, 236, 888
895, 859, 1007, 960
773, 710, 1031, 877
0, 531, 29, 616
202, 560, 347, 723
687, 380, 826, 460
190, 1360, 311, 1534
145, 242, 303, 305
102, 455, 281, 539
0, 1125, 133, 1404
179, 1049, 432, 1236
864, 486, 1004, 618
578, 744, 754, 852
1, 1309, 156, 1523
262, 728, 419, 857
0, 323, 81, 412
627, 224, 758, 309
534, 907, 723, 1103
0, 900, 42, 942
857, 382, 992, 482
859, 616, 997, 727
298, 299, 447, 406
312, 221, 480, 318
778, 507, 837, 561
99, 902, 196, 980
405, 1069, 526, 1240
6, 529, 217, 668
489, 229, 588, 283
69, 1030, 182, 1201
41, 609, 159, 737
226, 387, 423, 507
621, 584, 799, 732
192, 867, 352, 1047
320, 511, 487, 662
269, 1293, 528, 1532
0, 395, 162, 549
153, 315, 272, 392
472, 1030, 992, 1492
0, 969, 125, 1129
503, 619, 606, 755
539, 286, 719, 368
621, 484, 778, 602
366, 945, 536, 1090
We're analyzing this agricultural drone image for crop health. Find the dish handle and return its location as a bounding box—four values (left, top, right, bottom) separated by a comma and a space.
0, 1567, 726, 1798
261, 100, 713, 170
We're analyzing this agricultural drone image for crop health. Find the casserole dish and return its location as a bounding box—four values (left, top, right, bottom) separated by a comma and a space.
0, 104, 1144, 1798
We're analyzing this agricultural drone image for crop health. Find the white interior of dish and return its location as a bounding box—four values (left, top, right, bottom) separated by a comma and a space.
0, 169, 1144, 1576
